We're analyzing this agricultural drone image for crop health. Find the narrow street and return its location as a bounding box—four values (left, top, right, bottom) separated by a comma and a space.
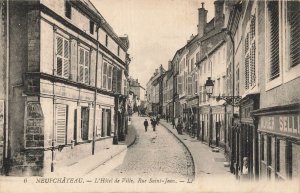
86, 114, 194, 182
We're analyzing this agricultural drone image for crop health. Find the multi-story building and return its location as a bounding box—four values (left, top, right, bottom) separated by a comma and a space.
128, 77, 145, 113
146, 65, 165, 116
0, 0, 130, 176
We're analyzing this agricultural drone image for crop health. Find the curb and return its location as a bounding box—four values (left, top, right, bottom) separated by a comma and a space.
159, 121, 196, 181
127, 125, 137, 148
85, 146, 127, 175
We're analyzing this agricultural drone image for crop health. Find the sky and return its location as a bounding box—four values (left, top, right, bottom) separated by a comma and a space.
90, 0, 215, 88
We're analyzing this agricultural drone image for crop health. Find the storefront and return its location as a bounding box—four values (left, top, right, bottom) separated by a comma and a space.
199, 105, 210, 143
237, 94, 260, 180
253, 103, 300, 181
211, 105, 226, 148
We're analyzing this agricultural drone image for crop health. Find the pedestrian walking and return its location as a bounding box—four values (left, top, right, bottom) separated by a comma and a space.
151, 118, 157, 131
176, 121, 183, 135
172, 119, 175, 129
144, 119, 148, 132
156, 116, 160, 125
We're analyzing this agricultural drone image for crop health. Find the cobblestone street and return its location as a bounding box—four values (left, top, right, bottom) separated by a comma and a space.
87, 114, 194, 182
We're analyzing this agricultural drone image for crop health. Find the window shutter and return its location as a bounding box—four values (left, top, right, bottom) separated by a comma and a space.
108, 65, 112, 90
288, 1, 300, 67
70, 39, 78, 81
250, 42, 256, 87
88, 107, 94, 140
187, 76, 192, 96
84, 50, 89, 84
56, 104, 67, 145
117, 69, 122, 93
102, 63, 107, 88
245, 55, 250, 90
112, 67, 117, 92
79, 48, 84, 82
268, 1, 280, 80
96, 108, 102, 136
76, 106, 82, 142
63, 40, 69, 78
56, 36, 63, 76
90, 50, 96, 86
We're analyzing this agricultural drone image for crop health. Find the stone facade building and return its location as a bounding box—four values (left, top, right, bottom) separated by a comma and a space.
0, 0, 130, 176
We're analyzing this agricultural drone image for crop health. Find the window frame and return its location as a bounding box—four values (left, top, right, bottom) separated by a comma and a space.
78, 46, 90, 84
55, 34, 70, 79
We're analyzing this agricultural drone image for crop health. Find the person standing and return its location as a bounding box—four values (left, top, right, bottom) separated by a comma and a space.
156, 116, 160, 125
151, 118, 157, 131
144, 119, 148, 132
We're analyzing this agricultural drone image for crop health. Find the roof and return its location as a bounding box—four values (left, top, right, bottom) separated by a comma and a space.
78, 0, 129, 51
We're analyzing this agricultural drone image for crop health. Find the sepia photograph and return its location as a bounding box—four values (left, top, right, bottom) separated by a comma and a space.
0, 0, 299, 192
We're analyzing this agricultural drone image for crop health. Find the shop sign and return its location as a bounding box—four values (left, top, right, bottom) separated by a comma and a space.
260, 114, 300, 135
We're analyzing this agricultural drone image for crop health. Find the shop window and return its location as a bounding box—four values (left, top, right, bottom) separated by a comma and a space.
101, 109, 111, 137
276, 140, 287, 179
56, 35, 70, 79
292, 143, 300, 179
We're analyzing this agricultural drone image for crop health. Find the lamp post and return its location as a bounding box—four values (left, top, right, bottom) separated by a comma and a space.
204, 28, 241, 179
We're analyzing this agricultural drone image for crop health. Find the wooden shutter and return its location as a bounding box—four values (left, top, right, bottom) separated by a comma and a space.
117, 69, 122, 93
112, 67, 117, 92
56, 36, 63, 76
79, 48, 84, 82
245, 56, 250, 90
108, 65, 112, 90
268, 1, 280, 80
88, 107, 94, 140
96, 108, 102, 136
76, 106, 82, 142
90, 50, 96, 86
56, 104, 67, 145
102, 62, 107, 88
84, 50, 89, 84
70, 39, 78, 81
187, 76, 192, 96
288, 1, 300, 67
63, 39, 69, 78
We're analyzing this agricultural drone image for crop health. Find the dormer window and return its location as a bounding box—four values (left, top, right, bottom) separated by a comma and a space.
65, 1, 72, 19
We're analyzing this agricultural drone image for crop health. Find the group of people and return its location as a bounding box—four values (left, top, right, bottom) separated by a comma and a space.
143, 116, 160, 132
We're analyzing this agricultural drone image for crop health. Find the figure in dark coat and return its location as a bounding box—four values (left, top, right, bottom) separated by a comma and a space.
151, 118, 157, 131
144, 119, 149, 132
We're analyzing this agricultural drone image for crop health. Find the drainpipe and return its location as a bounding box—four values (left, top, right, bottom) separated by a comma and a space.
92, 26, 100, 155
3, 0, 10, 175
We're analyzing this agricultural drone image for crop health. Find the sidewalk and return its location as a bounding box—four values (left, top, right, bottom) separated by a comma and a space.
48, 124, 137, 177
159, 119, 235, 182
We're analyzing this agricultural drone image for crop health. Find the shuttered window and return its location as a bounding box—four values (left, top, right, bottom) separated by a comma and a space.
55, 104, 68, 145
56, 35, 69, 78
268, 1, 280, 80
287, 1, 300, 68
102, 62, 107, 89
107, 65, 112, 90
244, 15, 256, 90
112, 67, 117, 92
187, 76, 192, 96
117, 69, 122, 93
177, 75, 183, 95
79, 47, 89, 84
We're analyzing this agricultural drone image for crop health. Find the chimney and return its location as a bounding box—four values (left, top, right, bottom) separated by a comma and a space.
197, 2, 207, 37
214, 0, 225, 29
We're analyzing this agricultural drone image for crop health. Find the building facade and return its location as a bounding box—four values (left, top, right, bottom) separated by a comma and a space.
0, 0, 131, 176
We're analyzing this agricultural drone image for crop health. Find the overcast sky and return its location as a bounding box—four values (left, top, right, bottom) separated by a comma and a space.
90, 0, 215, 88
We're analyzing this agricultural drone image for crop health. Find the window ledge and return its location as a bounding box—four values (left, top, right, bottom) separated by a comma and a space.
265, 77, 282, 91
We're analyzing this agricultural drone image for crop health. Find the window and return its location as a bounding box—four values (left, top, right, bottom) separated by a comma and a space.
244, 15, 256, 90
56, 35, 69, 78
80, 107, 89, 140
187, 76, 192, 96
107, 65, 112, 90
117, 46, 120, 56
267, 2, 280, 80
276, 140, 287, 179
177, 75, 183, 95
55, 104, 68, 145
102, 62, 107, 88
89, 21, 94, 35
65, 1, 72, 19
287, 1, 300, 68
105, 35, 108, 47
78, 47, 89, 84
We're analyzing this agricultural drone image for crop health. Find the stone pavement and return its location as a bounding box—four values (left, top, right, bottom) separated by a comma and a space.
159, 119, 235, 182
